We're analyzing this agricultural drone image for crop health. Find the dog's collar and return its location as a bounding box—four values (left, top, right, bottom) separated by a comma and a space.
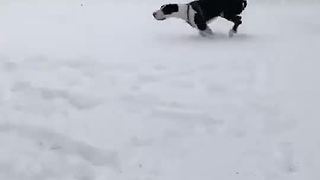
186, 4, 191, 25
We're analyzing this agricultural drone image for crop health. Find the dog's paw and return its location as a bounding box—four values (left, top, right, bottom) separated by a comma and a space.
228, 29, 237, 37
199, 28, 214, 38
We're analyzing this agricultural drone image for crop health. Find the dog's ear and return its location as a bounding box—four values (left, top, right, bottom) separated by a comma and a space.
162, 4, 179, 15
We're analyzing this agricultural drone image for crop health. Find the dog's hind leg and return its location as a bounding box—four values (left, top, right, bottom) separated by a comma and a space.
231, 15, 242, 33
223, 15, 242, 37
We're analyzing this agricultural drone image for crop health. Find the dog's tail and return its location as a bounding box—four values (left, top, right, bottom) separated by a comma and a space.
242, 0, 247, 10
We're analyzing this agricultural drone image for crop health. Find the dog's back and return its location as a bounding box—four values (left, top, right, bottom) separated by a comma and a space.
197, 0, 247, 21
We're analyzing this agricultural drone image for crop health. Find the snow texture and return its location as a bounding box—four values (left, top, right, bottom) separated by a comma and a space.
0, 0, 320, 180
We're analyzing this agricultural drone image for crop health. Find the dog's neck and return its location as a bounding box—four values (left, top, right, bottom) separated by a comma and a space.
169, 4, 189, 21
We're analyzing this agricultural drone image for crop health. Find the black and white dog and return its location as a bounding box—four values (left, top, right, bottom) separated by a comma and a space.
153, 0, 247, 37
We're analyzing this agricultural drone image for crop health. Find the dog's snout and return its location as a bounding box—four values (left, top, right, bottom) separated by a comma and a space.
153, 11, 166, 21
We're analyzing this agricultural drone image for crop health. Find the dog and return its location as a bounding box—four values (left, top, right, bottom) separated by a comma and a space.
153, 0, 247, 37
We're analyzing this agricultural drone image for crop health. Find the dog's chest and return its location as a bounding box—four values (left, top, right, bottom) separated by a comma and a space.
185, 6, 197, 28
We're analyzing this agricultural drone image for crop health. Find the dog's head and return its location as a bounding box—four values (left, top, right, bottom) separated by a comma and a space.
153, 4, 179, 21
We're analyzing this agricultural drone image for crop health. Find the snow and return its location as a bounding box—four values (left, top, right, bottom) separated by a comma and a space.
0, 0, 320, 180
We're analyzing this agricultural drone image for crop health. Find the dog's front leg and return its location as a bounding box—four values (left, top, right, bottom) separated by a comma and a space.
194, 13, 213, 37
199, 27, 213, 37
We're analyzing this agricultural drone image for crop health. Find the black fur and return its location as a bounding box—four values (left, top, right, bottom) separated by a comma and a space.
190, 0, 247, 32
162, 4, 179, 15
194, 13, 207, 31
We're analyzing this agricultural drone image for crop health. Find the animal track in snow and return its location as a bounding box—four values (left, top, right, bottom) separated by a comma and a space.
11, 81, 102, 110
0, 124, 119, 168
0, 123, 120, 180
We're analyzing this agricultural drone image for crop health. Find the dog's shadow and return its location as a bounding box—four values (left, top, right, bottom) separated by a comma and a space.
157, 32, 256, 44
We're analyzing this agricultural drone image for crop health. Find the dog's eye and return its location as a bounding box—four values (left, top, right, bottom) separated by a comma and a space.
160, 5, 165, 9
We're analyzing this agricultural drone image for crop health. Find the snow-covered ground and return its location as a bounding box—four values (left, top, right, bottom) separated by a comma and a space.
0, 0, 320, 179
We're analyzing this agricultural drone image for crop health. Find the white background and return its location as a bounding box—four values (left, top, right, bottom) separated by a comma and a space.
0, 0, 320, 179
